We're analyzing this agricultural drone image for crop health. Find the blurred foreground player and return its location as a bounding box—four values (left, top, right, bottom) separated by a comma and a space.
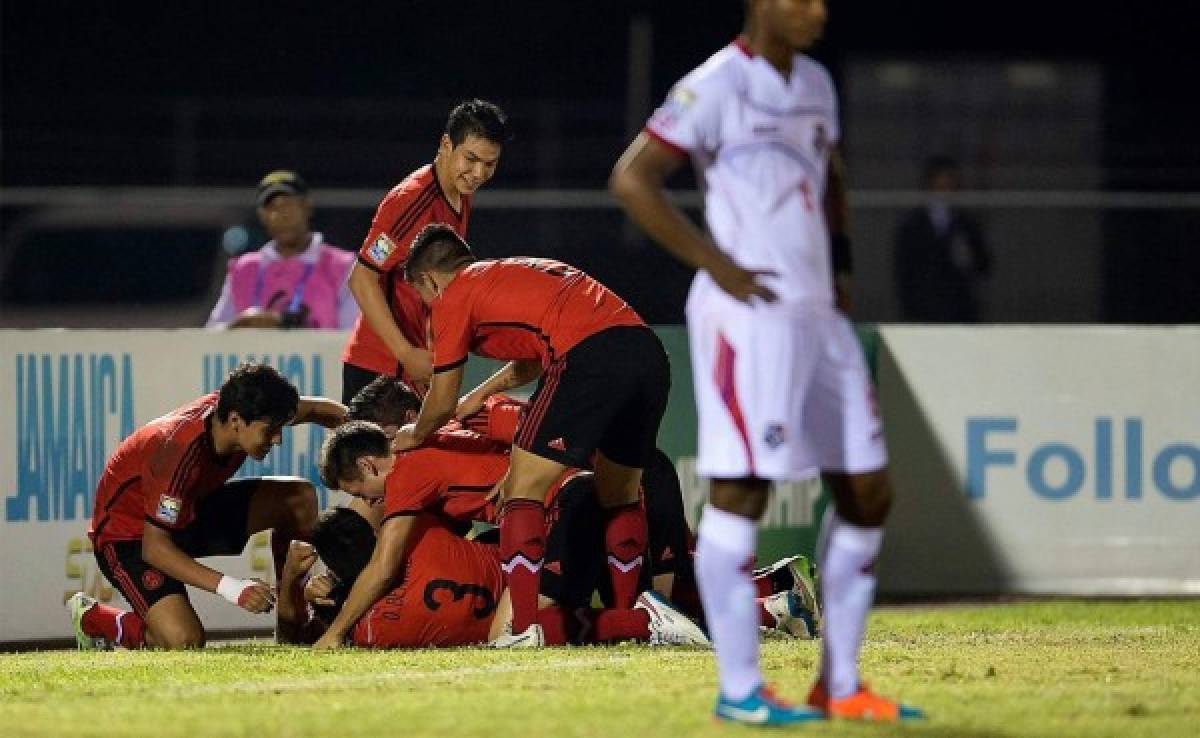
393, 224, 671, 647
68, 363, 345, 650
611, 0, 922, 725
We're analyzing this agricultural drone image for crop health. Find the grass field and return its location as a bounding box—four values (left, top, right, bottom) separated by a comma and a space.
2, 600, 1197, 738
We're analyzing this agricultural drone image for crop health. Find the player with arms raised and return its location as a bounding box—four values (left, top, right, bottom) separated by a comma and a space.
611, 0, 923, 725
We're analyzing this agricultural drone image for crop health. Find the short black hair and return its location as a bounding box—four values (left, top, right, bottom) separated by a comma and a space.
215, 362, 299, 426
346, 376, 421, 427
311, 507, 375, 585
404, 223, 476, 282
317, 420, 390, 489
445, 99, 512, 147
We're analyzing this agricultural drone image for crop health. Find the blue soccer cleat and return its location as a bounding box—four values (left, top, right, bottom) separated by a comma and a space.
714, 684, 826, 726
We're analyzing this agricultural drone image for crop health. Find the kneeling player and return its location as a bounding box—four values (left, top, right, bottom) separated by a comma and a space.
68, 362, 345, 650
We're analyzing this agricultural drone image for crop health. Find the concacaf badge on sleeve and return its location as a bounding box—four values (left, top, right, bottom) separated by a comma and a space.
367, 233, 396, 266
156, 495, 182, 524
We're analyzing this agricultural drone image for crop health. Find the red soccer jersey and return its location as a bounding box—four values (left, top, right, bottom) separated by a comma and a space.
89, 393, 246, 545
382, 430, 510, 524
351, 517, 503, 648
343, 163, 471, 376
381, 426, 581, 525
429, 258, 645, 374
460, 394, 526, 445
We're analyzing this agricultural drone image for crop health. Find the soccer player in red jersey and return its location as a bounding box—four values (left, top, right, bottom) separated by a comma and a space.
67, 363, 345, 650
341, 100, 510, 403
392, 224, 671, 646
288, 505, 708, 649
342, 376, 820, 637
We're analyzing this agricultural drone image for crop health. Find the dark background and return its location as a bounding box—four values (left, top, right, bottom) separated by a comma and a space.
3, 1, 1199, 323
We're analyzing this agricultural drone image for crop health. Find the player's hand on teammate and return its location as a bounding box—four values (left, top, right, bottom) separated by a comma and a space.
390, 423, 421, 452
217, 575, 277, 613
399, 347, 434, 383
455, 392, 487, 427
303, 572, 338, 607
708, 255, 779, 304
281, 540, 318, 585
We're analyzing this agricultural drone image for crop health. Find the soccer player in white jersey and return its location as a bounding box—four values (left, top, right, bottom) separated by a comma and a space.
611, 0, 923, 726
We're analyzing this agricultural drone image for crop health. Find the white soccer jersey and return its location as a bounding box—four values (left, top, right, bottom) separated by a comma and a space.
645, 39, 840, 309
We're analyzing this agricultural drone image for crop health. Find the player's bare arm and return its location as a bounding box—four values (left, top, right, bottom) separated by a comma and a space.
276, 540, 326, 644
292, 396, 348, 429
395, 364, 464, 450
141, 522, 275, 613
824, 147, 853, 313
313, 513, 415, 649
610, 133, 778, 303
348, 262, 433, 381
456, 359, 542, 420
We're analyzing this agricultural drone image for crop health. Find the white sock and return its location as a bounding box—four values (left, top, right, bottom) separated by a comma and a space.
818, 510, 883, 700
695, 504, 761, 701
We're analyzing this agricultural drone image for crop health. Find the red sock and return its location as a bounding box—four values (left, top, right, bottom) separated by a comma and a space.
752, 572, 774, 598
499, 498, 546, 633
592, 608, 651, 643
604, 502, 647, 608
81, 602, 146, 648
533, 607, 569, 646
757, 597, 776, 627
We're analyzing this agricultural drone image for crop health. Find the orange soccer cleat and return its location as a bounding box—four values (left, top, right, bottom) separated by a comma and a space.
808, 681, 925, 722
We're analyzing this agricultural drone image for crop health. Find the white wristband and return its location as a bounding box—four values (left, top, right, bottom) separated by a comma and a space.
217, 575, 250, 605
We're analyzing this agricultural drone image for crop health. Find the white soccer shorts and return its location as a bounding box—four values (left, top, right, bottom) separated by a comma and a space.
687, 302, 886, 480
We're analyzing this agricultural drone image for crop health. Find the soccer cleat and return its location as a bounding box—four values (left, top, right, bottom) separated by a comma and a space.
809, 681, 925, 722
787, 555, 821, 635
760, 590, 817, 639
66, 592, 111, 651
754, 554, 821, 633
714, 684, 826, 726
488, 623, 545, 648
634, 590, 711, 647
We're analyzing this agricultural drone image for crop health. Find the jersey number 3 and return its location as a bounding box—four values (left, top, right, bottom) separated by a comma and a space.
423, 578, 497, 618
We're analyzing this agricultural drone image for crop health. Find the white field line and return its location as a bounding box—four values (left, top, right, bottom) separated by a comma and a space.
148, 654, 632, 697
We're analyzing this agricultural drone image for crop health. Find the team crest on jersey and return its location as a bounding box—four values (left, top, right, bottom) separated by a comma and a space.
142, 569, 165, 591
652, 85, 697, 130
156, 495, 182, 524
367, 233, 396, 266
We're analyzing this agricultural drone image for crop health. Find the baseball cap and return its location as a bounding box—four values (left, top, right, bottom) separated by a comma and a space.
256, 170, 308, 206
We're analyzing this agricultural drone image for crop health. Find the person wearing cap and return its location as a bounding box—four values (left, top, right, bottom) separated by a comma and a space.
206, 171, 358, 330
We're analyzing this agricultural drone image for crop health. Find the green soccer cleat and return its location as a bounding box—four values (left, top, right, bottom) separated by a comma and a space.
66, 592, 112, 651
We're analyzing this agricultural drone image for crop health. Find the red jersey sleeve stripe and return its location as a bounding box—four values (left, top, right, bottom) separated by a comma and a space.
356, 254, 383, 273
433, 356, 468, 373
165, 437, 206, 499
643, 126, 690, 158
387, 186, 438, 243
383, 180, 435, 234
